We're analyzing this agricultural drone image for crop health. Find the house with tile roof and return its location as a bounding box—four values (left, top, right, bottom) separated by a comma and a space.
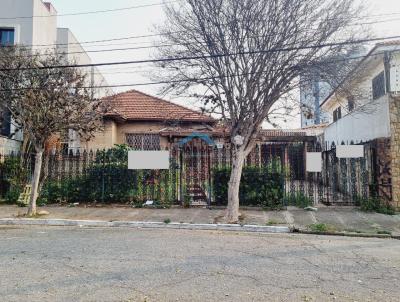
78, 89, 318, 152
80, 90, 220, 151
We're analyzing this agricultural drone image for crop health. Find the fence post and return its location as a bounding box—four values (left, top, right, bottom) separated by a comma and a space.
179, 146, 183, 204
100, 150, 105, 203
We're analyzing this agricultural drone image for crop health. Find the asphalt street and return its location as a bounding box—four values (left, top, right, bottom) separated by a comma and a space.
0, 226, 399, 302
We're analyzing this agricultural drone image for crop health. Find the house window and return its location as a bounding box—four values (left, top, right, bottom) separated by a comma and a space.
372, 71, 386, 100
333, 106, 342, 122
126, 133, 161, 150
0, 109, 11, 137
348, 99, 355, 112
0, 28, 14, 46
68, 129, 81, 155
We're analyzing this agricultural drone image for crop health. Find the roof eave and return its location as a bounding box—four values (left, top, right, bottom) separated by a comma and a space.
320, 44, 382, 108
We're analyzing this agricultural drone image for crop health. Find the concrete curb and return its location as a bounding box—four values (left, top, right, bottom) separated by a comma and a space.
296, 229, 398, 240
0, 218, 291, 234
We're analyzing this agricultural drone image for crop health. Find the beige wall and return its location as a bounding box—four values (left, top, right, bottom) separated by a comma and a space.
84, 120, 118, 150
84, 119, 215, 151
84, 120, 175, 150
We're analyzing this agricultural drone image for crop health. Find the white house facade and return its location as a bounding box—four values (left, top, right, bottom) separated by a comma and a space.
0, 0, 109, 154
321, 41, 400, 208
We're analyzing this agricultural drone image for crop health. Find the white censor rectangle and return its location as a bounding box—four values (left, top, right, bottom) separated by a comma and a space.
336, 145, 364, 158
306, 152, 322, 172
128, 151, 170, 170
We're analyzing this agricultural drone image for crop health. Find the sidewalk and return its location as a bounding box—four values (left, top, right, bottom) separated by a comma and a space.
1, 204, 399, 235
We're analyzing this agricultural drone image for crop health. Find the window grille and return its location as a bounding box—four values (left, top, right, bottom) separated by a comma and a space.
348, 99, 355, 112
125, 134, 161, 150
333, 106, 342, 122
372, 71, 386, 100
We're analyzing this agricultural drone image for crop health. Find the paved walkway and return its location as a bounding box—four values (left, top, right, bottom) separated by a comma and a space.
1, 204, 399, 236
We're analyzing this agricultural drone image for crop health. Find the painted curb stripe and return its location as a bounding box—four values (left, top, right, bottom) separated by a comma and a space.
0, 219, 291, 233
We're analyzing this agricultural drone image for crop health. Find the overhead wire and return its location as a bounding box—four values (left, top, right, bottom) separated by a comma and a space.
1, 35, 400, 72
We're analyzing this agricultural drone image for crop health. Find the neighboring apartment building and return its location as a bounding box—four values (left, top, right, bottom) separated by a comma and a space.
321, 41, 400, 207
300, 75, 331, 128
0, 0, 108, 154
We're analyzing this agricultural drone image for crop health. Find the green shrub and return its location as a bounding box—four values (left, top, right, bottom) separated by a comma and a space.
0, 156, 29, 199
213, 166, 284, 207
39, 145, 175, 205
358, 196, 396, 215
309, 223, 330, 233
4, 186, 22, 204
285, 193, 314, 208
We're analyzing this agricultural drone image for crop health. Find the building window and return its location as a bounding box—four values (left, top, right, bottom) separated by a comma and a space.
126, 134, 161, 150
372, 71, 386, 100
348, 99, 355, 112
0, 109, 11, 137
68, 129, 81, 155
0, 28, 14, 46
333, 106, 342, 122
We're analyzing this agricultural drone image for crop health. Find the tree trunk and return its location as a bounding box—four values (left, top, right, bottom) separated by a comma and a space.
27, 148, 43, 217
226, 147, 246, 223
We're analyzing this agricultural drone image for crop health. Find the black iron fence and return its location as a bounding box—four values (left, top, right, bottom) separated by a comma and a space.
0, 140, 377, 207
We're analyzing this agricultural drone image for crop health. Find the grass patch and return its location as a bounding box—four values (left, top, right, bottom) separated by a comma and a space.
377, 230, 392, 235
308, 223, 336, 233
344, 228, 363, 234
15, 213, 46, 219
266, 219, 285, 226
262, 205, 285, 211
356, 197, 396, 215
285, 193, 314, 209
163, 218, 171, 224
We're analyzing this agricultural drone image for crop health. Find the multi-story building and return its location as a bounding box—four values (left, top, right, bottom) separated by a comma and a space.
300, 75, 331, 128
0, 0, 109, 154
321, 41, 400, 208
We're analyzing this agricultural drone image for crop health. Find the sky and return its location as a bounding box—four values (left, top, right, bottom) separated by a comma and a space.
48, 0, 400, 128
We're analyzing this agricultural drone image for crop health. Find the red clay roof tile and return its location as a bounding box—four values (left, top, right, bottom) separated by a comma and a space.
104, 89, 215, 123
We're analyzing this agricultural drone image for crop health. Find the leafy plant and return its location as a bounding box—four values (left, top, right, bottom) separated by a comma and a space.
38, 146, 176, 205
4, 186, 21, 204
0, 156, 28, 204
266, 219, 285, 226
164, 218, 171, 224
213, 165, 284, 207
183, 194, 191, 208
285, 193, 314, 209
357, 196, 396, 215
309, 223, 332, 233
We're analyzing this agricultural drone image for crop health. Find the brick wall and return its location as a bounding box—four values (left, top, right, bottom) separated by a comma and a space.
373, 138, 393, 202
389, 95, 400, 208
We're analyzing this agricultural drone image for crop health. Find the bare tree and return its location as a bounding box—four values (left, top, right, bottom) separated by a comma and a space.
154, 0, 367, 222
0, 46, 104, 216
